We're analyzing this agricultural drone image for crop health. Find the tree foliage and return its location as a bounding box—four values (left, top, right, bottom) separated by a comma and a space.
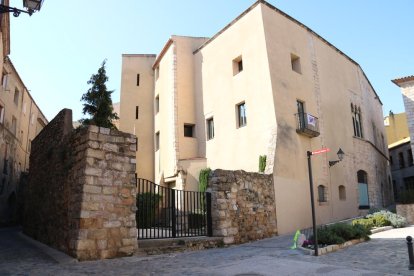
80, 60, 119, 129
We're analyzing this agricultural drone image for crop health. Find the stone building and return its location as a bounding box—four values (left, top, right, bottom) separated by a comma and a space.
0, 7, 48, 224
120, 0, 392, 234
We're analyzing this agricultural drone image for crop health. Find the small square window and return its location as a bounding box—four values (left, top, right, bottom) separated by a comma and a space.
291, 53, 301, 74
233, 56, 243, 76
136, 74, 140, 86
155, 95, 159, 114
206, 118, 214, 140
236, 102, 247, 128
184, 124, 195, 137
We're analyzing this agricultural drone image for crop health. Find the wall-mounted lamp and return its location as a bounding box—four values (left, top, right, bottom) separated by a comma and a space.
0, 0, 44, 17
329, 148, 345, 167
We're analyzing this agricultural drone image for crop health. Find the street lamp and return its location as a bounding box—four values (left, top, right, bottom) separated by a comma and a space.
0, 0, 44, 17
328, 148, 345, 167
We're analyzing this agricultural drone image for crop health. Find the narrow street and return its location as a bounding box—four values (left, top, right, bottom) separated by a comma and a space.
1, 226, 412, 275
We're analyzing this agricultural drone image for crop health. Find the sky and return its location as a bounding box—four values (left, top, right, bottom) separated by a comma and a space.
8, 0, 414, 121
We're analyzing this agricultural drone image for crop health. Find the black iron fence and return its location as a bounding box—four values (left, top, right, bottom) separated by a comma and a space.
136, 178, 212, 239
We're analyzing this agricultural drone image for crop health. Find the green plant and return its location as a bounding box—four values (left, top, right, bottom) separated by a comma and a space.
199, 168, 211, 192
354, 210, 407, 229
259, 155, 267, 173
352, 218, 374, 230
367, 213, 391, 227
136, 192, 162, 228
80, 60, 119, 129
313, 223, 371, 246
371, 210, 407, 228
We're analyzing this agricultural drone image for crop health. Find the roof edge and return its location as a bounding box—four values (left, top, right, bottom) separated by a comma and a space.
152, 38, 173, 69
5, 57, 49, 122
122, 54, 156, 57
392, 75, 414, 87
192, 0, 383, 105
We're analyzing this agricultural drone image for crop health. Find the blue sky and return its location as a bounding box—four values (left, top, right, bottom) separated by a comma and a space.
9, 0, 414, 121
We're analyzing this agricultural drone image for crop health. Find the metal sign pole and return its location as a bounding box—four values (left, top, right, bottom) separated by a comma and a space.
307, 151, 318, 256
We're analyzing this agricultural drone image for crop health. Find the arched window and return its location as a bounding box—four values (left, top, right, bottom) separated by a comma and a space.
357, 170, 369, 209
339, 185, 346, 200
318, 185, 327, 202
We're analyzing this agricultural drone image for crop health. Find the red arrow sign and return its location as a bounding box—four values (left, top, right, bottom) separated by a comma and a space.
311, 148, 330, 155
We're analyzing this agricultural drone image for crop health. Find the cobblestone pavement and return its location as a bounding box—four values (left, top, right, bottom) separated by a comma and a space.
1, 226, 413, 275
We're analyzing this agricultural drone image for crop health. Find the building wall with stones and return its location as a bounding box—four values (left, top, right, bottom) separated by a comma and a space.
23, 109, 137, 261
208, 169, 277, 244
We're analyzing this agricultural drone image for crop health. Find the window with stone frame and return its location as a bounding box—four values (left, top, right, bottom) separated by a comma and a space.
351, 103, 363, 138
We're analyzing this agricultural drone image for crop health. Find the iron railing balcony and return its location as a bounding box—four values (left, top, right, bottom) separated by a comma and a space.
295, 112, 320, 138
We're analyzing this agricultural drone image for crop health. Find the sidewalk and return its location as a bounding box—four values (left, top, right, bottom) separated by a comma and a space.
1, 226, 412, 275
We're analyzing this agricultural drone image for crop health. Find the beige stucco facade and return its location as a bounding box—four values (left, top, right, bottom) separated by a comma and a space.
384, 112, 409, 145
120, 0, 391, 234
119, 55, 156, 182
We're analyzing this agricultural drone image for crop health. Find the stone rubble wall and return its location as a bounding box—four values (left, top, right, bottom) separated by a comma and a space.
396, 204, 414, 224
208, 169, 277, 244
23, 109, 137, 261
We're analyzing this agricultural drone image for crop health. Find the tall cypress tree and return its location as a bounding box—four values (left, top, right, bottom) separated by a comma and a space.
80, 60, 119, 129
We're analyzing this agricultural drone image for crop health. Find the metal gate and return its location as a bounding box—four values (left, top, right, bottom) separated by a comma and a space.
136, 178, 212, 239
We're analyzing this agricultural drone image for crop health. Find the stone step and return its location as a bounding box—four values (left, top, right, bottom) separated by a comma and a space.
137, 236, 224, 255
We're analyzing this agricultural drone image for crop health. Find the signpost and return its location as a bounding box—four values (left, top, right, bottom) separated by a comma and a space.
307, 147, 329, 256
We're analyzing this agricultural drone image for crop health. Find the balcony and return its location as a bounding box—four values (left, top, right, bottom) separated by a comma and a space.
295, 112, 320, 138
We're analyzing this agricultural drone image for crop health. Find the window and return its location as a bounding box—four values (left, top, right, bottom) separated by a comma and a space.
399, 152, 405, 169
318, 185, 327, 202
404, 176, 414, 191
206, 117, 214, 140
2, 73, 8, 90
155, 95, 159, 114
14, 88, 19, 106
155, 132, 160, 151
184, 124, 195, 137
136, 74, 140, 86
408, 149, 413, 166
291, 53, 301, 74
297, 100, 305, 129
233, 56, 243, 75
339, 185, 346, 200
135, 106, 139, 119
0, 105, 4, 124
357, 170, 369, 209
351, 104, 363, 138
237, 102, 247, 128
11, 116, 17, 136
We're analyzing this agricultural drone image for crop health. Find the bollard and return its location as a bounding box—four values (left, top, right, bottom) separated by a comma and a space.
407, 236, 414, 270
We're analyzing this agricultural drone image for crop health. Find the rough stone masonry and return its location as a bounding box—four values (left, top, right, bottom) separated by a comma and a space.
208, 169, 277, 244
23, 109, 137, 261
